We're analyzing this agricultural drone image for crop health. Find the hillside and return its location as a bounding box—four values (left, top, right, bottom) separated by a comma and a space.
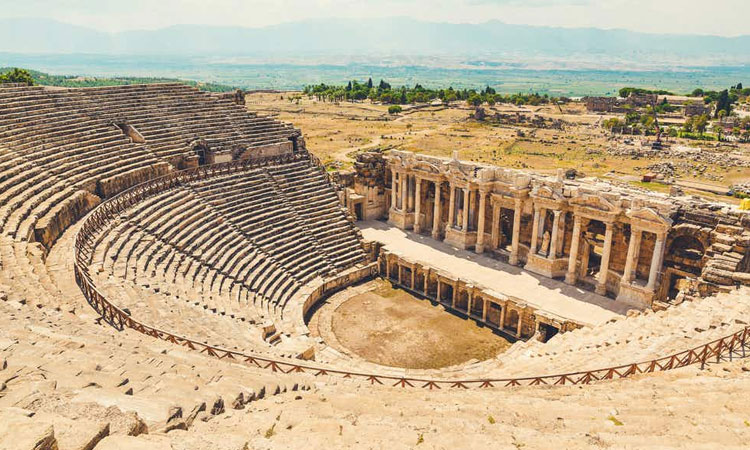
0, 67, 236, 92
1, 17, 750, 65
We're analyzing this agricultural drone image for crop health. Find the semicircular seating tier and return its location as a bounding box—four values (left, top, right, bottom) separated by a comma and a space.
0, 83, 367, 352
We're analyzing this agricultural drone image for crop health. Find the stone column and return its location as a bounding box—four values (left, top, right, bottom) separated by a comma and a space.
529, 206, 541, 256
407, 176, 414, 212
537, 208, 547, 251
400, 173, 408, 212
579, 241, 591, 279
557, 211, 567, 255
432, 182, 442, 239
467, 290, 473, 314
424, 270, 429, 293
490, 201, 501, 250
549, 210, 562, 259
499, 306, 507, 330
448, 184, 456, 228
451, 283, 458, 308
476, 190, 488, 253
646, 233, 666, 291
414, 177, 422, 233
595, 222, 615, 295
621, 228, 643, 284
509, 198, 523, 265
410, 267, 415, 290
385, 257, 390, 279
516, 312, 523, 337
391, 170, 398, 209
482, 300, 488, 321
462, 188, 470, 231
436, 279, 441, 302
565, 216, 582, 285
398, 264, 403, 285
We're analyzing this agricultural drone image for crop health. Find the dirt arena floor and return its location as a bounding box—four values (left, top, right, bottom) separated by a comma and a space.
331, 279, 511, 369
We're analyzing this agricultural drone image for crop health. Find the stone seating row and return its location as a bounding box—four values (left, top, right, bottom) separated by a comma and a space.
454, 287, 750, 379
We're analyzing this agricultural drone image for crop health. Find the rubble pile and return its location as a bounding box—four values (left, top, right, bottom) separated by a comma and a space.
730, 183, 750, 197
353, 151, 387, 186
607, 144, 750, 169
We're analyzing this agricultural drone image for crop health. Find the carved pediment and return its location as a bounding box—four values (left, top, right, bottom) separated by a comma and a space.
445, 164, 470, 182
532, 185, 564, 201
412, 161, 441, 174
570, 193, 620, 214
627, 207, 672, 231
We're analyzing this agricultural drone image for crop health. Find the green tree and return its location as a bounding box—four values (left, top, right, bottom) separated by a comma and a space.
715, 89, 731, 118
625, 111, 641, 126
443, 90, 457, 104
694, 114, 709, 135
467, 93, 483, 107
388, 105, 402, 115
603, 118, 623, 131
0, 68, 34, 85
682, 116, 694, 133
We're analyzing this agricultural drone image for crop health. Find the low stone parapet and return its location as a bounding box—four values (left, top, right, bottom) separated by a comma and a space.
34, 190, 101, 249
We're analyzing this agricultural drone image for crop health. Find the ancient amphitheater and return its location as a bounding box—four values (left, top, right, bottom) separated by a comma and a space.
1, 82, 750, 449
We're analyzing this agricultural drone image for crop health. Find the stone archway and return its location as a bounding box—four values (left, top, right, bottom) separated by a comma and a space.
580, 219, 607, 281
665, 235, 705, 276
470, 295, 484, 317
661, 235, 705, 301
486, 302, 502, 327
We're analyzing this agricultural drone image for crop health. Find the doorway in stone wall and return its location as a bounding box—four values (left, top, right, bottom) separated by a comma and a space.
583, 219, 606, 281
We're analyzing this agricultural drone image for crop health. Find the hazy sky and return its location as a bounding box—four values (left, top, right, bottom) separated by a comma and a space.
3, 0, 749, 36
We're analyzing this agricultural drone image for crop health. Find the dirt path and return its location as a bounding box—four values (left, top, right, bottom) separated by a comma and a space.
329, 119, 457, 163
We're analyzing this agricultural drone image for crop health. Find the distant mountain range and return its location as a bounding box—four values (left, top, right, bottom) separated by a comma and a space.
2, 17, 750, 62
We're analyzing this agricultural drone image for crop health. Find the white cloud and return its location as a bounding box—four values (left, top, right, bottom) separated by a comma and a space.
2, 0, 749, 36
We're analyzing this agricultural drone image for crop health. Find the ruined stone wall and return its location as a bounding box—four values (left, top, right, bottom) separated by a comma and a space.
34, 190, 101, 249
353, 152, 387, 187
97, 162, 172, 198
237, 141, 294, 160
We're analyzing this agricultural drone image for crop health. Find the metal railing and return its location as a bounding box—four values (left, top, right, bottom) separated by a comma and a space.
73, 154, 750, 389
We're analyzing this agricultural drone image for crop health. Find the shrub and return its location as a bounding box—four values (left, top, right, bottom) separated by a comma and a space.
0, 68, 34, 85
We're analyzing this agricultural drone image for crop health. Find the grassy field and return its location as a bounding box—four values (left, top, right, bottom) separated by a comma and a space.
246, 92, 750, 201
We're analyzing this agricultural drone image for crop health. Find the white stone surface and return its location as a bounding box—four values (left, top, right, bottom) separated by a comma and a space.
361, 220, 636, 326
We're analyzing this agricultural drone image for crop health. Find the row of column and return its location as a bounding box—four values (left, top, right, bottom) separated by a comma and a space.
390, 170, 442, 240
565, 218, 666, 295
447, 185, 473, 231
434, 275, 523, 337
390, 170, 415, 213
384, 255, 527, 337
622, 228, 666, 291
391, 169, 668, 297
484, 197, 524, 265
